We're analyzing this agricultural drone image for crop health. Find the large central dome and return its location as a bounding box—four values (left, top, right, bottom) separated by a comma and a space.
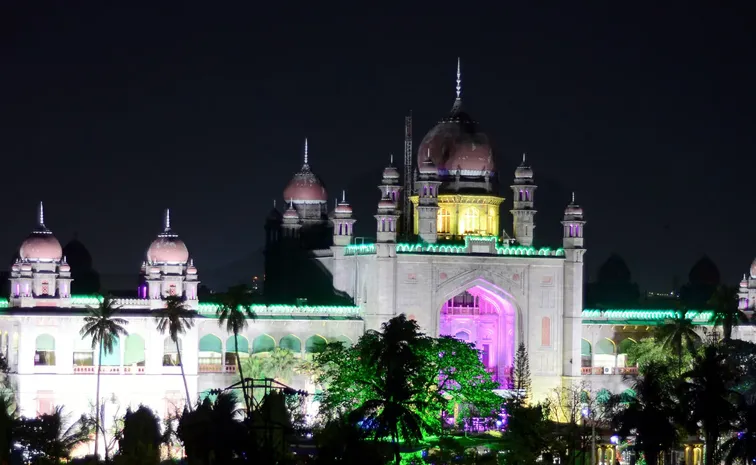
416, 61, 495, 179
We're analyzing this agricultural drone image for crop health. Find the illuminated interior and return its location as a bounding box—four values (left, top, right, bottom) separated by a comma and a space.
411, 194, 504, 239
439, 283, 516, 386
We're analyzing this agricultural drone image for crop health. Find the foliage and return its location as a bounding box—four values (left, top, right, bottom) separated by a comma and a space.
654, 308, 702, 373
708, 285, 743, 341
154, 295, 198, 409
722, 395, 756, 465
177, 392, 247, 465
313, 415, 391, 465
627, 338, 691, 377
511, 342, 532, 404
679, 344, 741, 465
15, 406, 91, 465
80, 295, 128, 460
215, 284, 256, 411
607, 362, 681, 465
0, 393, 16, 465
116, 405, 163, 465
499, 402, 551, 465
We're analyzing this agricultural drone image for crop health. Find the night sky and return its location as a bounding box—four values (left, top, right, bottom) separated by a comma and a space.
1, 3, 754, 291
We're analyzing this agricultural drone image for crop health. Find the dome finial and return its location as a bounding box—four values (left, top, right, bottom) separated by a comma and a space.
38, 201, 45, 227
522, 152, 526, 163
273, 199, 276, 208
164, 208, 171, 231
342, 190, 346, 203
456, 57, 462, 100
571, 192, 576, 204
304, 138, 309, 165
390, 153, 393, 165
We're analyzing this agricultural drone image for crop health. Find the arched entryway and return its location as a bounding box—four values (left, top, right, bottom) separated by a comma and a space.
436, 278, 519, 387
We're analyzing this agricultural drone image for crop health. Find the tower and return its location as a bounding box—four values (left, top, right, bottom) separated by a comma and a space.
561, 193, 586, 379
10, 202, 70, 307
332, 191, 355, 246
510, 153, 537, 246
403, 113, 413, 238
142, 209, 199, 308
415, 150, 441, 244
281, 200, 302, 239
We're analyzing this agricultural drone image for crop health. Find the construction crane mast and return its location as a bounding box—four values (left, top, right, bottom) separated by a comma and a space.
402, 112, 413, 238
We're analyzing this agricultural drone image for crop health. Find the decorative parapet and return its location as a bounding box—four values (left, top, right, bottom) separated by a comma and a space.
196, 302, 360, 317
344, 235, 564, 257
582, 308, 714, 325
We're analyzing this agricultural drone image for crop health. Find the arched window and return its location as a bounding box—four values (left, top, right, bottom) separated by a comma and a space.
595, 338, 616, 355
618, 338, 637, 355
279, 335, 301, 354
163, 337, 182, 366
35, 334, 56, 366
73, 335, 94, 367
124, 334, 146, 367
305, 335, 328, 354
225, 335, 250, 366
437, 208, 451, 233
99, 335, 121, 366
454, 331, 470, 341
541, 317, 551, 347
462, 208, 480, 234
198, 334, 222, 370
253, 334, 276, 354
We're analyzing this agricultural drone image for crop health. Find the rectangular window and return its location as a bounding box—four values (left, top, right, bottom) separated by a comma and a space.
73, 351, 94, 366
34, 350, 55, 366
541, 317, 551, 347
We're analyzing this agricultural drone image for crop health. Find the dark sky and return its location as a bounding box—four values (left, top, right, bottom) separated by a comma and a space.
1, 2, 754, 291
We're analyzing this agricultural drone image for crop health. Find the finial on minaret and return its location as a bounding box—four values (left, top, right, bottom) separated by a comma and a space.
427, 147, 431, 160
304, 138, 309, 165
38, 201, 45, 227
456, 57, 462, 100
390, 153, 393, 165
289, 198, 294, 208
273, 199, 277, 209
164, 208, 171, 231
571, 192, 576, 204
342, 190, 346, 203
522, 152, 526, 163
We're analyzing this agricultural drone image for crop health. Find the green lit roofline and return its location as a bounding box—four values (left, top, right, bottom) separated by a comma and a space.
345, 235, 565, 257
582, 309, 714, 325
0, 296, 360, 316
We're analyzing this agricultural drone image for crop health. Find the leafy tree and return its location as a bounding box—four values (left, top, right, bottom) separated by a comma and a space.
215, 284, 256, 412
80, 295, 128, 459
177, 392, 246, 465
654, 308, 701, 374
627, 338, 692, 379
500, 401, 551, 465
722, 395, 756, 465
608, 362, 680, 465
679, 344, 740, 465
709, 285, 743, 341
116, 405, 163, 465
15, 406, 90, 464
154, 295, 198, 409
511, 342, 532, 404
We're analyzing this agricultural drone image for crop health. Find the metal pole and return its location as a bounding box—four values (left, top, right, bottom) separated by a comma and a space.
592, 420, 597, 465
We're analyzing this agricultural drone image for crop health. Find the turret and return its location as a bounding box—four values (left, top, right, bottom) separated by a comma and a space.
561, 192, 585, 252
332, 191, 356, 246
510, 153, 537, 246
415, 149, 441, 244
282, 200, 301, 239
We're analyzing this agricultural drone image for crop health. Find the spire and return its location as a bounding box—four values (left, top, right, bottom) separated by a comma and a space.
522, 152, 526, 164
164, 208, 171, 231
390, 153, 393, 165
456, 57, 462, 100
37, 201, 45, 228
342, 190, 346, 203
273, 199, 276, 209
571, 192, 576, 204
303, 138, 309, 165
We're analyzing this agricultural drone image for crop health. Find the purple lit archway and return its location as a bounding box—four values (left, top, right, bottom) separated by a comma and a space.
439, 282, 517, 386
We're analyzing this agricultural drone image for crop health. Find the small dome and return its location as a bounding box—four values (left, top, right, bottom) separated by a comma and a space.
378, 198, 395, 210
741, 274, 749, 288
383, 165, 400, 180
335, 203, 352, 214
750, 259, 756, 279
565, 204, 583, 217
147, 209, 189, 264
283, 205, 299, 220
418, 155, 438, 176
187, 266, 198, 275
11, 263, 19, 272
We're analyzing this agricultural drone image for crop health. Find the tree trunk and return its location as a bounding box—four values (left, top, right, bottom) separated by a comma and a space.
94, 342, 103, 459
176, 339, 192, 411
234, 333, 251, 413
705, 432, 717, 465
393, 430, 401, 465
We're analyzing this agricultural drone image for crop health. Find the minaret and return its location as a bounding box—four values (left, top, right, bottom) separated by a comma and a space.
379, 154, 402, 206
332, 191, 356, 246
415, 149, 441, 243
282, 200, 301, 239
510, 153, 537, 246
561, 192, 586, 379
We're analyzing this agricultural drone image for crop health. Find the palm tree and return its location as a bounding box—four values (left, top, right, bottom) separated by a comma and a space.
709, 285, 743, 341
723, 395, 756, 465
654, 307, 701, 374
15, 406, 91, 464
154, 295, 198, 410
266, 347, 299, 383
215, 284, 256, 411
80, 295, 128, 459
679, 344, 740, 465
608, 362, 680, 465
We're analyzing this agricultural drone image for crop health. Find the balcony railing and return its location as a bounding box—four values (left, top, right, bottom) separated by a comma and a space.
199, 364, 223, 373
581, 366, 639, 376
73, 365, 145, 374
